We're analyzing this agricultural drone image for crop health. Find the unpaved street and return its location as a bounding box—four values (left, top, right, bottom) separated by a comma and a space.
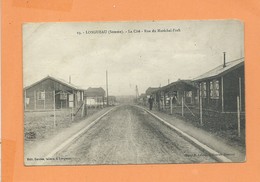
52, 105, 215, 165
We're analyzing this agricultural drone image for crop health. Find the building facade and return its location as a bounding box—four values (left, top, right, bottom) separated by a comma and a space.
24, 76, 84, 111
194, 58, 245, 113
84, 87, 106, 108
150, 80, 198, 110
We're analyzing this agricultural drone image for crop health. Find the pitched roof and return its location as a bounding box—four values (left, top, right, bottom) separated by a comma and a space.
24, 75, 83, 91
157, 79, 197, 92
85, 87, 105, 97
193, 58, 244, 81
145, 87, 159, 95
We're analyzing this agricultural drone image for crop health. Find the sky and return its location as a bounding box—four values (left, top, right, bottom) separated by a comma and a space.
23, 20, 244, 96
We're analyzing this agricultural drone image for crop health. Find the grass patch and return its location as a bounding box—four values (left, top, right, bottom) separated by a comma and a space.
157, 106, 245, 151
24, 108, 102, 142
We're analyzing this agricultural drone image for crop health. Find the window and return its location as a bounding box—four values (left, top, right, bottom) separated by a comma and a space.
37, 91, 45, 100
210, 80, 220, 99
210, 81, 213, 97
186, 91, 192, 97
60, 92, 67, 100
185, 91, 193, 104
200, 82, 207, 98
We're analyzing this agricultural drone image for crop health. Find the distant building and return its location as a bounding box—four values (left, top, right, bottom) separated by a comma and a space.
193, 57, 245, 112
145, 87, 159, 97
84, 87, 105, 108
150, 79, 198, 110
138, 93, 147, 105
108, 96, 117, 106
162, 79, 198, 104
24, 75, 84, 111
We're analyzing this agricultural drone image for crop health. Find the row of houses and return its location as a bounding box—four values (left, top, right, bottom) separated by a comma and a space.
140, 56, 245, 114
24, 75, 116, 111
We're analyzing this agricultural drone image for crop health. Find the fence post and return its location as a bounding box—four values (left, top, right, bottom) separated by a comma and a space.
95, 96, 97, 109
66, 95, 68, 108
237, 96, 241, 137
170, 97, 173, 115
53, 91, 56, 127
182, 97, 184, 116
162, 97, 165, 110
34, 90, 37, 110
71, 107, 74, 121
24, 90, 27, 111
85, 97, 88, 116
239, 77, 242, 111
81, 102, 85, 117
200, 95, 203, 125
164, 93, 166, 110
43, 90, 46, 110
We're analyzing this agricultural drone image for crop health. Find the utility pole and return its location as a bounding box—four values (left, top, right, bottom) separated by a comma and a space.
135, 85, 139, 101
106, 70, 109, 106
223, 52, 226, 68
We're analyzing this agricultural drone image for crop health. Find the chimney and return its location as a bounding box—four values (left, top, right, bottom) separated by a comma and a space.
69, 75, 71, 83
223, 52, 226, 68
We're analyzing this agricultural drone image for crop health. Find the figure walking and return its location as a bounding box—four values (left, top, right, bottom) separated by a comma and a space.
148, 96, 154, 110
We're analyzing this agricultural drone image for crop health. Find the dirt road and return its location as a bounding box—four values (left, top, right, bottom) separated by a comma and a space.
52, 105, 215, 165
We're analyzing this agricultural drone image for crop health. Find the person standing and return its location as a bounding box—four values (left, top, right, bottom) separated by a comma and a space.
148, 96, 154, 110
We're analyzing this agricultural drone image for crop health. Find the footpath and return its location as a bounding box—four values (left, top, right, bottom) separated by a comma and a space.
139, 105, 246, 162
24, 107, 115, 166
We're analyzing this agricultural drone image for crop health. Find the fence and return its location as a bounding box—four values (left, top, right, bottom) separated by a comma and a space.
24, 90, 108, 141
152, 96, 245, 137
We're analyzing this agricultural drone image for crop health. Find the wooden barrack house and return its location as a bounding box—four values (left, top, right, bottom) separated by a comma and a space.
145, 87, 159, 97
193, 57, 245, 113
24, 75, 84, 111
150, 79, 198, 110
161, 79, 198, 105
108, 96, 117, 106
84, 87, 105, 108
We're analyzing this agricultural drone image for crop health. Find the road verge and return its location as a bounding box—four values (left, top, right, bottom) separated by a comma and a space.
135, 105, 232, 162
35, 107, 117, 165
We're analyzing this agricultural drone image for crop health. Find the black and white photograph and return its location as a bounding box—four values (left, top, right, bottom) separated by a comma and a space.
23, 20, 245, 166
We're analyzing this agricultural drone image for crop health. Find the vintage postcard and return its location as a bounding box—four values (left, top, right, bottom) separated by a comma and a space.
23, 20, 245, 166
